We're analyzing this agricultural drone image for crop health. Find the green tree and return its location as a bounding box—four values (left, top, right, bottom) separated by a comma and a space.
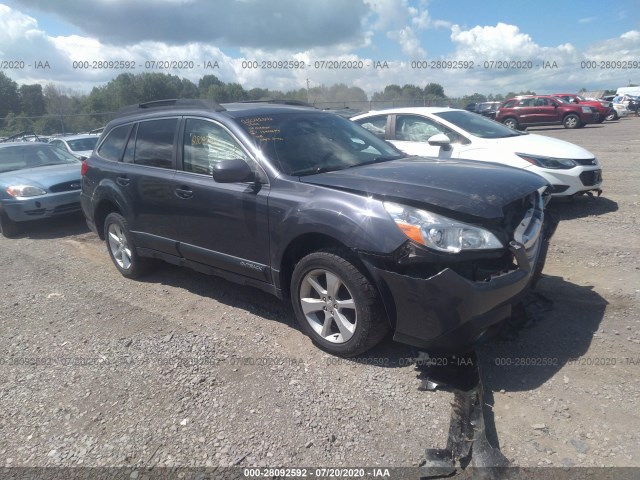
0, 72, 21, 119
424, 83, 445, 98
19, 84, 46, 116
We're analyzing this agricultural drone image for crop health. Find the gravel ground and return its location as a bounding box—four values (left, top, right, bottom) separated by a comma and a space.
0, 117, 638, 476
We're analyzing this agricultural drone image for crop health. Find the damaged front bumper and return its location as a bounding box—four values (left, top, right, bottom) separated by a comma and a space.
364, 219, 555, 353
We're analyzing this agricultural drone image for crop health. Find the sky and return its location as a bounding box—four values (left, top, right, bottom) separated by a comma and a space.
1, 0, 639, 97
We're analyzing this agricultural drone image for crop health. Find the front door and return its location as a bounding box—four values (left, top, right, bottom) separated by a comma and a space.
173, 117, 271, 282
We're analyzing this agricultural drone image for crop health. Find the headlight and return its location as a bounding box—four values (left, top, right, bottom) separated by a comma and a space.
516, 153, 577, 170
581, 106, 592, 113
383, 202, 503, 253
6, 185, 47, 197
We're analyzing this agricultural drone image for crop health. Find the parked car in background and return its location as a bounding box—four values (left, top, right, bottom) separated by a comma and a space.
495, 95, 598, 129
476, 101, 502, 119
621, 95, 640, 115
601, 95, 631, 120
551, 94, 612, 123
49, 134, 100, 160
81, 99, 554, 356
464, 102, 479, 112
352, 107, 603, 197
0, 143, 82, 237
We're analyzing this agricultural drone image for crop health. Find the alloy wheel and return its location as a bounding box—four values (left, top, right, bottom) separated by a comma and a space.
299, 268, 357, 343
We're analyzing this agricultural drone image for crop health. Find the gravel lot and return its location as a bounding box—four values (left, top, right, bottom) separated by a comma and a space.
0, 117, 638, 476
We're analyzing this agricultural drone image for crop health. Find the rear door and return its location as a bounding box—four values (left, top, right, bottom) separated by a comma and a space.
515, 98, 538, 124
122, 117, 181, 255
172, 117, 271, 282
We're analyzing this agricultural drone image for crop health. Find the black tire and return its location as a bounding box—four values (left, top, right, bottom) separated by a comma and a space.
606, 111, 618, 121
596, 117, 606, 124
103, 212, 151, 279
563, 114, 581, 129
290, 250, 389, 357
0, 211, 21, 238
502, 117, 519, 130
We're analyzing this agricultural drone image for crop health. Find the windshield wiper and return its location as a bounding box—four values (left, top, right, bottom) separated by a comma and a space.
291, 165, 347, 176
346, 155, 404, 169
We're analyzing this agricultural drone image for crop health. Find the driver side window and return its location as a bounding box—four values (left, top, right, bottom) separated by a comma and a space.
183, 118, 251, 175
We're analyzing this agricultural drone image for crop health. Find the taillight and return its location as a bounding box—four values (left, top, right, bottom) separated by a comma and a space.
80, 160, 89, 176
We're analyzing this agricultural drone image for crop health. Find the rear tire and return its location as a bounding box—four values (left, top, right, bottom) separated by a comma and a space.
104, 212, 151, 279
503, 117, 519, 130
0, 211, 21, 238
290, 250, 389, 357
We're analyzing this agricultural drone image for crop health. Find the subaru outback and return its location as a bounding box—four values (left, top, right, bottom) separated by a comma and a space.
81, 99, 554, 357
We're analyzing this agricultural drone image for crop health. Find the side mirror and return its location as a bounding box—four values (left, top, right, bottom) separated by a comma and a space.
212, 159, 255, 183
427, 133, 451, 147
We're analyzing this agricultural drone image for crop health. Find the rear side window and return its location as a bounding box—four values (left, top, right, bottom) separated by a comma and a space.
354, 115, 388, 139
97, 125, 131, 162
134, 118, 178, 169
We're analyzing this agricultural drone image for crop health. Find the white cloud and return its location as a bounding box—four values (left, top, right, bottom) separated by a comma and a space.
2, 4, 639, 100
11, 0, 370, 49
388, 27, 426, 58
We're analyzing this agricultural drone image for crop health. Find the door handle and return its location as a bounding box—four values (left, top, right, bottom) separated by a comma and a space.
175, 186, 193, 199
116, 176, 130, 187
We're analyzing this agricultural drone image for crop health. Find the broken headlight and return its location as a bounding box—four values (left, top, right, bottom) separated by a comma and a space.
383, 202, 503, 253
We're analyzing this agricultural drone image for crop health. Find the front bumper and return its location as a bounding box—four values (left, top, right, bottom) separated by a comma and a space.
364, 220, 554, 353
529, 166, 603, 197
1, 190, 81, 222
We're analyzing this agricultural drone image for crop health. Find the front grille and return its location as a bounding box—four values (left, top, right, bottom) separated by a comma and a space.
580, 170, 602, 186
49, 181, 82, 193
574, 158, 597, 166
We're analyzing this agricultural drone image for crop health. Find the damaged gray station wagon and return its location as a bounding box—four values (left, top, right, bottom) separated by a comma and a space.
81, 99, 554, 356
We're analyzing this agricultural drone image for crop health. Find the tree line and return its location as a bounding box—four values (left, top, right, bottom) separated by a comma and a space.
0, 70, 601, 137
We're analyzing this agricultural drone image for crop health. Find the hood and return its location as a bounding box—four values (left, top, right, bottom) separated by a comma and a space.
495, 133, 595, 159
0, 163, 81, 190
300, 157, 546, 220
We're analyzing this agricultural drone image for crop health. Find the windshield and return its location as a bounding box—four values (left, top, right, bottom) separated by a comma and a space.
67, 137, 98, 152
434, 110, 527, 139
238, 112, 404, 176
0, 145, 80, 173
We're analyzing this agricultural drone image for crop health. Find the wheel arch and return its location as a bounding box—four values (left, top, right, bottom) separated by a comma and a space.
94, 199, 122, 240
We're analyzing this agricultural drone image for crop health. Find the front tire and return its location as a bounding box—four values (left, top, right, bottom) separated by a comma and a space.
290, 250, 388, 357
605, 111, 618, 121
104, 212, 150, 279
0, 211, 21, 238
563, 114, 581, 129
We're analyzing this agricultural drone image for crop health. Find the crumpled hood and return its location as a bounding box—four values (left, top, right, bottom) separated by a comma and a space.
0, 163, 82, 190
495, 133, 595, 159
300, 157, 547, 220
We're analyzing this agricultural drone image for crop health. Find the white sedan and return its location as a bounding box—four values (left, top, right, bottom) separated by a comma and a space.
352, 107, 603, 197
